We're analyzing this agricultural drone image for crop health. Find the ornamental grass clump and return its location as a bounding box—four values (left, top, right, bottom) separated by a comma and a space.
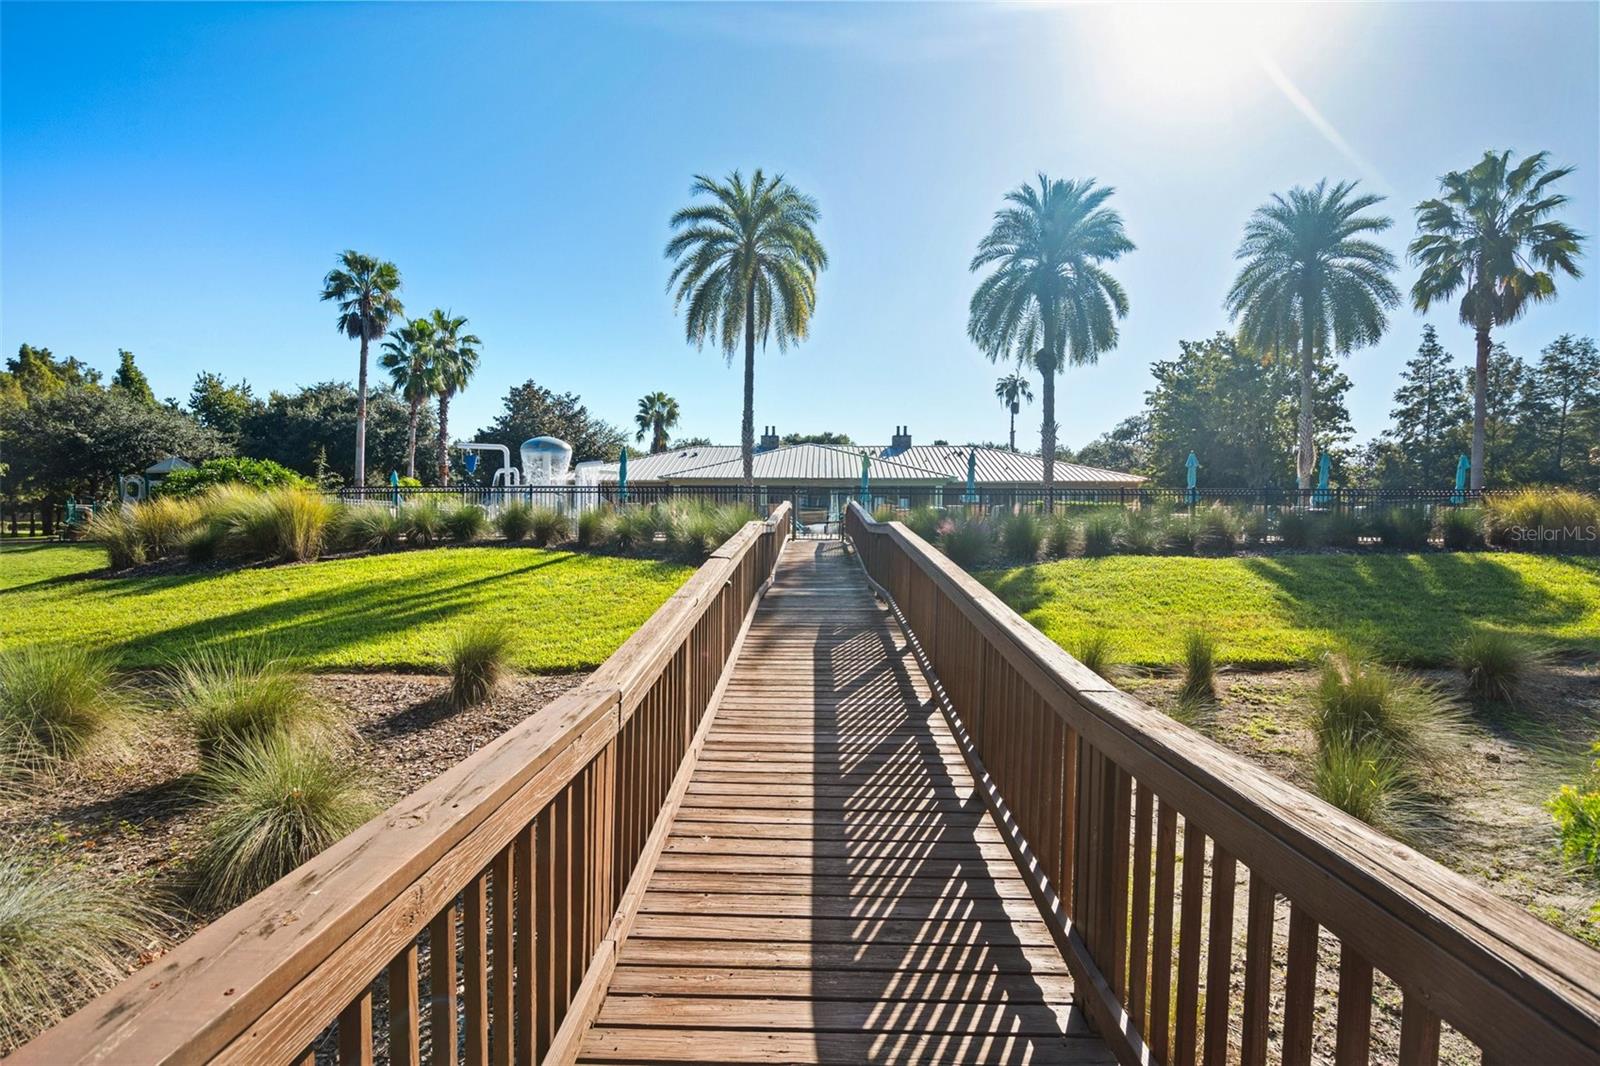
494, 500, 536, 543
1324, 510, 1364, 549
998, 511, 1043, 562
401, 499, 446, 547
0, 646, 133, 772
1314, 734, 1408, 828
1457, 630, 1546, 704
130, 495, 202, 559
529, 506, 573, 548
1070, 632, 1117, 680
1178, 628, 1218, 702
339, 505, 408, 551
577, 506, 616, 548
168, 648, 332, 765
1373, 507, 1431, 551
1117, 509, 1163, 555
1275, 510, 1317, 550
85, 507, 145, 570
0, 854, 157, 1047
1044, 515, 1078, 558
1484, 488, 1600, 553
447, 621, 514, 711
939, 513, 991, 569
1193, 504, 1241, 555
904, 507, 942, 542
1313, 649, 1461, 766
190, 735, 378, 908
443, 504, 489, 543
1438, 506, 1483, 551
1082, 513, 1118, 557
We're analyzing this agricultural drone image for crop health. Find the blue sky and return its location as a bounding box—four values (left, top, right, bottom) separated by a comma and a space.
3, 2, 1596, 456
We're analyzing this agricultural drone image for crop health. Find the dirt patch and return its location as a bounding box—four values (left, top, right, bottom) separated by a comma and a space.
0, 669, 587, 1052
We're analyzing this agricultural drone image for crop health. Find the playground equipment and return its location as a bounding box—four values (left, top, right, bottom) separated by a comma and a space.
518, 437, 573, 485
451, 442, 522, 487
119, 456, 194, 503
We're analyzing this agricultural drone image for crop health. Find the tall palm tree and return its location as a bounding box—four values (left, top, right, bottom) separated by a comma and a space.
1226, 180, 1399, 490
425, 310, 482, 486
635, 391, 681, 454
379, 317, 439, 479
320, 251, 403, 486
993, 372, 1033, 451
1410, 150, 1586, 491
666, 170, 828, 487
969, 176, 1133, 503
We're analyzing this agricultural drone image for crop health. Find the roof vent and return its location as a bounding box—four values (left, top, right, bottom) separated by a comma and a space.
889, 425, 912, 451
758, 426, 780, 451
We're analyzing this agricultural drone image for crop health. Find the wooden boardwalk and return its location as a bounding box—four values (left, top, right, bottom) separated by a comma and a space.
578, 541, 1112, 1065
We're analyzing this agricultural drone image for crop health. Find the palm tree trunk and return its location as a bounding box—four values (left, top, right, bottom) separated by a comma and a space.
1296, 330, 1316, 492
1040, 307, 1059, 512
355, 330, 370, 487
437, 392, 451, 487
405, 397, 421, 479
1471, 323, 1489, 492
742, 287, 756, 495
1008, 405, 1016, 451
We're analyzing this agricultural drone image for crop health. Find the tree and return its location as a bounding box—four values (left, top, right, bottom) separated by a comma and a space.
666, 169, 828, 488
320, 251, 403, 488
994, 372, 1033, 451
634, 391, 681, 454
1409, 150, 1587, 490
1530, 335, 1600, 482
2, 344, 100, 399
781, 431, 853, 446
189, 372, 261, 444
1471, 342, 1531, 486
1227, 179, 1400, 490
1383, 325, 1469, 486
110, 349, 155, 404
240, 382, 433, 484
5, 386, 228, 517
969, 175, 1134, 505
474, 381, 625, 466
1074, 415, 1148, 474
379, 317, 439, 478
423, 310, 481, 486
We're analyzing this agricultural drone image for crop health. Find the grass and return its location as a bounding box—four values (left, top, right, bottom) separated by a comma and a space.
443, 504, 489, 543
0, 540, 105, 590
190, 735, 379, 908
980, 553, 1600, 668
448, 621, 513, 710
0, 854, 156, 1048
1069, 631, 1116, 679
1179, 629, 1217, 701
1457, 629, 1546, 703
0, 645, 132, 770
495, 501, 536, 542
166, 648, 333, 763
0, 543, 692, 672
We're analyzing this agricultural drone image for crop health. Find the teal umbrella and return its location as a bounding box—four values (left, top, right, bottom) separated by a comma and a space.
858, 452, 871, 508
963, 448, 978, 504
1313, 453, 1331, 506
389, 469, 400, 507
1452, 454, 1470, 505
1185, 451, 1199, 507
618, 448, 629, 504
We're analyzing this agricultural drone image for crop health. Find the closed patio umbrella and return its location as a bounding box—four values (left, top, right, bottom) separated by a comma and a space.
618, 448, 629, 504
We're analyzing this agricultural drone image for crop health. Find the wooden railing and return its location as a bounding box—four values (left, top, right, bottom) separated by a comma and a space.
844, 501, 1600, 1066
16, 503, 792, 1066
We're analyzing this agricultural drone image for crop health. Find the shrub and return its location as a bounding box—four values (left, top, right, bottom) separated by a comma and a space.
448, 621, 514, 710
1276, 510, 1317, 550
1160, 514, 1198, 555
265, 488, 334, 561
608, 506, 670, 553
0, 646, 130, 770
204, 487, 334, 562
168, 649, 332, 764
1484, 489, 1600, 553
495, 500, 536, 542
1239, 508, 1269, 547
1313, 649, 1460, 762
1373, 507, 1431, 551
1178, 629, 1217, 702
1324, 510, 1364, 549
939, 513, 991, 569
871, 505, 897, 523
577, 506, 616, 548
1194, 505, 1240, 555
131, 495, 202, 558
1070, 632, 1116, 680
1438, 506, 1483, 551
1457, 630, 1545, 703
1118, 509, 1162, 554
191, 736, 378, 908
444, 504, 489, 543
904, 507, 942, 542
1044, 515, 1077, 558
85, 507, 146, 569
339, 505, 407, 551
0, 854, 157, 1046
1548, 742, 1600, 878
1082, 513, 1118, 557
529, 506, 573, 548
155, 457, 308, 499
998, 511, 1043, 562
401, 499, 446, 547
1315, 733, 1406, 827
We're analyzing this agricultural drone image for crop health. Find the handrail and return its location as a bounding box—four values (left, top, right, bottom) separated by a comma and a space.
17, 503, 793, 1066
845, 500, 1600, 1066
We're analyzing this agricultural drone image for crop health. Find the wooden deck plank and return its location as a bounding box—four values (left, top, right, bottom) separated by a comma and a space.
578, 541, 1096, 1064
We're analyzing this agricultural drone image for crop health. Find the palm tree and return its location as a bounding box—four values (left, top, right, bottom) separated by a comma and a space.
993, 373, 1033, 451
320, 251, 403, 486
1410, 150, 1586, 491
666, 170, 828, 488
1226, 180, 1399, 490
424, 310, 482, 486
969, 176, 1133, 503
635, 391, 681, 454
379, 317, 439, 479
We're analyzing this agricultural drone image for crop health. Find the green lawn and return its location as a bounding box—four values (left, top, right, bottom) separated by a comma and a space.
0, 543, 692, 671
0, 538, 105, 591
979, 553, 1600, 667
